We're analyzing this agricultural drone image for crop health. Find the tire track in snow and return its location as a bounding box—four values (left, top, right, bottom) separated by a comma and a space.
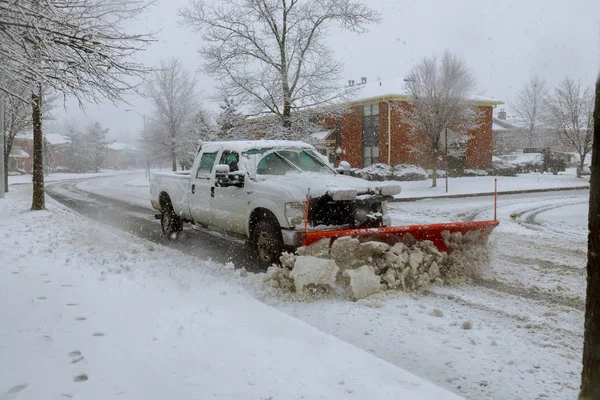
469, 278, 584, 311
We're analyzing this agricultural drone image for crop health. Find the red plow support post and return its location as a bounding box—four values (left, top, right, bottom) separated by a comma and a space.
302, 179, 500, 253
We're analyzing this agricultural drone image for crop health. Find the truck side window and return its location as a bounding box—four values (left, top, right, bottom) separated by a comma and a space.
196, 152, 218, 179
219, 151, 240, 172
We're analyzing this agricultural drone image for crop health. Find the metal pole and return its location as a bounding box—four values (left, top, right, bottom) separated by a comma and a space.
0, 101, 5, 198
445, 128, 448, 193
494, 178, 497, 221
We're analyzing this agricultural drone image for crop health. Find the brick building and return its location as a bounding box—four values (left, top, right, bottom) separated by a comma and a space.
317, 78, 503, 170
8, 133, 70, 173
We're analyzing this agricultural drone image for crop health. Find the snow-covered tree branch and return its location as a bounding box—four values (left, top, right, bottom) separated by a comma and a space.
179, 0, 380, 137
544, 77, 594, 177
510, 75, 547, 148
402, 51, 478, 187
0, 0, 155, 105
143, 58, 214, 171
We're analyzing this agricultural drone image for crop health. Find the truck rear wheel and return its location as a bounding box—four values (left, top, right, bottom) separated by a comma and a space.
252, 219, 283, 266
161, 206, 183, 239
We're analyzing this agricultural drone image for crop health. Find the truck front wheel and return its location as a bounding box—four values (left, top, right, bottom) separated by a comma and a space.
161, 206, 183, 239
252, 219, 283, 266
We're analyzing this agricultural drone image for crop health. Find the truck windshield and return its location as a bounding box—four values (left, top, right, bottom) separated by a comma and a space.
256, 149, 334, 175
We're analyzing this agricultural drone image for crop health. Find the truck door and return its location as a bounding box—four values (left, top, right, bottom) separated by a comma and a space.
189, 149, 218, 225
211, 151, 248, 234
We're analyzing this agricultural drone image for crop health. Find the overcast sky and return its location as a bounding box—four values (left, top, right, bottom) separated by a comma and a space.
49, 0, 600, 145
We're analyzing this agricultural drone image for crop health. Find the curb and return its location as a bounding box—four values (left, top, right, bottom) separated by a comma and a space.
390, 185, 590, 202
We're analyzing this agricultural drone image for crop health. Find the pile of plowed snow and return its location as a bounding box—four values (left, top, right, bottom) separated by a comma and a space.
262, 234, 490, 301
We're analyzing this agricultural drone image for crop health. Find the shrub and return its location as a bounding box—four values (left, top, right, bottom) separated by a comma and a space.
463, 169, 488, 177
393, 164, 428, 181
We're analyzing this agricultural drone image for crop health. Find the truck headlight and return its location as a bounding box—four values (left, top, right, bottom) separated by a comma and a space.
285, 202, 306, 227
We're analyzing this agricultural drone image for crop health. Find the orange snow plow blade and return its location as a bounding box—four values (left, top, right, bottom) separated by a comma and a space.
301, 219, 499, 253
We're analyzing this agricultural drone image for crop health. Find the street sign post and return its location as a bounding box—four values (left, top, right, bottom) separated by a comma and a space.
439, 128, 456, 193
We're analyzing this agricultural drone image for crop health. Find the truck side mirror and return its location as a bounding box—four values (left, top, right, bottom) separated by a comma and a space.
215, 164, 245, 188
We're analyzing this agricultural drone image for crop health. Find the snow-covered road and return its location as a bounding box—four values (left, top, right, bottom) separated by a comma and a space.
45, 173, 588, 400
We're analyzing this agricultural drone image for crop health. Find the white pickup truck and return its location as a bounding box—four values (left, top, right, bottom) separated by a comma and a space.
150, 140, 401, 265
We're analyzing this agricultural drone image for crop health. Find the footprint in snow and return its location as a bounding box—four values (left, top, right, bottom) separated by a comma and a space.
73, 374, 88, 383
66, 303, 77, 307
5, 384, 28, 395
36, 296, 47, 300
11, 271, 19, 275
92, 332, 106, 337
61, 284, 74, 288
74, 317, 87, 321
43, 280, 51, 284
68, 351, 84, 364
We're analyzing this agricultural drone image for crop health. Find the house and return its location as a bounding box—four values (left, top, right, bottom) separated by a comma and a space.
104, 142, 140, 169
8, 133, 70, 174
492, 109, 564, 155
314, 78, 503, 170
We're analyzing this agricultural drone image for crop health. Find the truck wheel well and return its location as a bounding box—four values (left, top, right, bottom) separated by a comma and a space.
249, 208, 279, 237
159, 192, 172, 211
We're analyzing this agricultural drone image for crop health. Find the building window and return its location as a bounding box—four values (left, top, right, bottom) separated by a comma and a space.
363, 104, 379, 166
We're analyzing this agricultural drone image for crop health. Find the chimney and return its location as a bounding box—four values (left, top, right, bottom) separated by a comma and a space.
348, 79, 355, 86
498, 108, 506, 120
361, 77, 367, 84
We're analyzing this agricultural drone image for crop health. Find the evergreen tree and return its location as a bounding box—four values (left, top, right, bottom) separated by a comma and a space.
216, 98, 244, 139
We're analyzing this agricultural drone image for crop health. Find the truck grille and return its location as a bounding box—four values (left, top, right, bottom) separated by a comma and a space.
307, 194, 383, 229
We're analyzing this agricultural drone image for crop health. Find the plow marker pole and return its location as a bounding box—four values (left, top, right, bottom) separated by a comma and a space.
494, 178, 497, 221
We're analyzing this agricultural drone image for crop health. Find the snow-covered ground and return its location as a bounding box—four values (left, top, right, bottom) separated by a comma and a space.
7, 172, 588, 399
0, 185, 462, 400
7, 169, 143, 186
395, 168, 588, 199
67, 169, 589, 208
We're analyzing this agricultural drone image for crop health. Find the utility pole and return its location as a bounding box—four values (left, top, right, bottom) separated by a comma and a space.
0, 101, 4, 199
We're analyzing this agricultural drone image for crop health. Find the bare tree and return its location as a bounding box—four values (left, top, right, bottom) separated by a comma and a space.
1, 0, 153, 209
510, 75, 547, 148
580, 73, 600, 400
402, 51, 478, 187
545, 78, 594, 178
145, 58, 207, 171
179, 0, 380, 135
1, 82, 55, 192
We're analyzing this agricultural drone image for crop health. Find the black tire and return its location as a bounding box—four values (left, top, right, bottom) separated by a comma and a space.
251, 219, 283, 266
161, 205, 183, 239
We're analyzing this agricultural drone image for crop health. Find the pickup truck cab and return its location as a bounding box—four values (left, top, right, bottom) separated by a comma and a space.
150, 140, 401, 265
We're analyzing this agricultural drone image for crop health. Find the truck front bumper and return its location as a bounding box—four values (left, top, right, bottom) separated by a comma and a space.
281, 229, 305, 248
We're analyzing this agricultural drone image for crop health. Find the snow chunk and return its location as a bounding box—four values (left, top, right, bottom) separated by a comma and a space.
344, 265, 382, 300
291, 256, 339, 294
296, 238, 330, 258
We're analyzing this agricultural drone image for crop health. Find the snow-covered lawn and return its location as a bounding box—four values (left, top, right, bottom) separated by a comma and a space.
395, 168, 588, 199
7, 169, 142, 185
0, 186, 462, 400
61, 170, 589, 209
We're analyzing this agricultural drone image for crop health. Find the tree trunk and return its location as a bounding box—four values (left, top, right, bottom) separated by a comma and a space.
171, 131, 177, 172
578, 154, 586, 178
431, 151, 438, 188
31, 87, 44, 210
580, 76, 600, 399
3, 138, 9, 194
282, 98, 292, 129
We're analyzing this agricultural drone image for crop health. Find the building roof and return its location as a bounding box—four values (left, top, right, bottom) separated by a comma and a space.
345, 77, 503, 107
9, 147, 30, 159
20, 132, 71, 145
108, 142, 135, 151
492, 117, 520, 131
